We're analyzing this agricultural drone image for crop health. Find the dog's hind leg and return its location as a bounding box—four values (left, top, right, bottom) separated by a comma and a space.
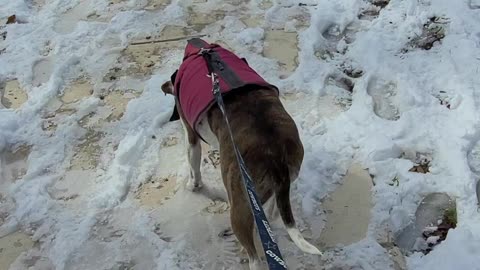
181, 118, 203, 191
263, 194, 280, 222
230, 188, 261, 269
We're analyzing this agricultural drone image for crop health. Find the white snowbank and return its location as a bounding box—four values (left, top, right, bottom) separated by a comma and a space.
1, 0, 480, 269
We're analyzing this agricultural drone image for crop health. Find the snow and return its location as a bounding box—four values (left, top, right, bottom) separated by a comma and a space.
1, 0, 480, 269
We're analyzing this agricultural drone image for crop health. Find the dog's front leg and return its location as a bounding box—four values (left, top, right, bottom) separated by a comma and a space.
186, 140, 202, 191
181, 118, 203, 191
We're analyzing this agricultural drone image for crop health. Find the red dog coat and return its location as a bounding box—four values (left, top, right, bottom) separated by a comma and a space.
172, 38, 278, 134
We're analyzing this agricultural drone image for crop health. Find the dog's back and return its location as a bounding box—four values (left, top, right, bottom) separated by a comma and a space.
208, 87, 302, 201
207, 88, 321, 268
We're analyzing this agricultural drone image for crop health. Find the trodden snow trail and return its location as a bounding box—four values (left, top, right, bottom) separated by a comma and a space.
1, 0, 480, 269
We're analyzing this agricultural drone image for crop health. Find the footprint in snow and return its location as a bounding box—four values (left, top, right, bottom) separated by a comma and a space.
467, 141, 480, 205
316, 0, 393, 62
32, 57, 54, 87
0, 144, 30, 183
394, 193, 456, 255
325, 61, 364, 93
467, 141, 480, 175
315, 23, 357, 60
326, 73, 355, 93
366, 77, 400, 121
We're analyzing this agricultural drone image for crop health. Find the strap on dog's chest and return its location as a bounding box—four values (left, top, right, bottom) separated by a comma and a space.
196, 40, 288, 270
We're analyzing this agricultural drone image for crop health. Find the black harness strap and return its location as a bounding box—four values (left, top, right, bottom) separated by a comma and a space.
188, 39, 245, 89
199, 47, 288, 270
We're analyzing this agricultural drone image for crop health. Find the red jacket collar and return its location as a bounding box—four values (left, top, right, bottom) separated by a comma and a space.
183, 38, 219, 60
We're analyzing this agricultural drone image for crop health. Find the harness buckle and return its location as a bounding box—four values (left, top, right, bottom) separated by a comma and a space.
198, 47, 211, 55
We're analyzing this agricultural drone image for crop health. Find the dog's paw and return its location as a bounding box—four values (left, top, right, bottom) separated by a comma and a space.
186, 179, 203, 192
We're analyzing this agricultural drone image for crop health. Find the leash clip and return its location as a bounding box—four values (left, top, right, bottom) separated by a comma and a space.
210, 72, 221, 95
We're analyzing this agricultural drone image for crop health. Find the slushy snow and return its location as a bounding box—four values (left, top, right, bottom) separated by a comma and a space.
1, 0, 480, 269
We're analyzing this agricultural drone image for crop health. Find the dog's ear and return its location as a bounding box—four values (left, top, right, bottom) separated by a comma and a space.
161, 81, 174, 95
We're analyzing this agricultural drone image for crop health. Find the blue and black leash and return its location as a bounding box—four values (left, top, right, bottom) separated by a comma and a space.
199, 48, 287, 270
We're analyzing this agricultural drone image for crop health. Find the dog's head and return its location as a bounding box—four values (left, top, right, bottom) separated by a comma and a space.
161, 81, 173, 95
161, 70, 178, 96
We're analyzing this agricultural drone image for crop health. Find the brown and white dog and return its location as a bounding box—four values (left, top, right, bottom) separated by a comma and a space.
161, 40, 321, 269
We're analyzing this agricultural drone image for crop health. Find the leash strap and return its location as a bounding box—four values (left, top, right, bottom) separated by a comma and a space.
199, 49, 287, 269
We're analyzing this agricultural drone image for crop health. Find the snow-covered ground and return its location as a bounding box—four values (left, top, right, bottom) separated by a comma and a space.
1, 0, 480, 269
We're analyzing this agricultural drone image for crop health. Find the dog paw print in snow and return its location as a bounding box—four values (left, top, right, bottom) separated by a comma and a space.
161, 136, 179, 147
203, 199, 229, 214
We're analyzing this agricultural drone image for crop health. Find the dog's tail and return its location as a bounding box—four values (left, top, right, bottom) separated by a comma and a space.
272, 161, 323, 256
